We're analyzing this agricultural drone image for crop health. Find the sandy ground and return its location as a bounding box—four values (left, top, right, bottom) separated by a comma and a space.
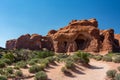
46, 59, 110, 80
9, 59, 120, 80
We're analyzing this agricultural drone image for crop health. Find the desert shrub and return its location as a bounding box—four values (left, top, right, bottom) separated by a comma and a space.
46, 56, 55, 63
5, 67, 13, 74
88, 54, 94, 58
115, 73, 120, 80
106, 53, 115, 57
34, 51, 54, 58
29, 65, 42, 73
0, 75, 7, 80
34, 71, 47, 80
0, 69, 5, 75
2, 59, 12, 65
102, 56, 112, 62
106, 69, 117, 78
2, 53, 15, 62
117, 66, 120, 72
65, 56, 74, 62
93, 55, 103, 61
0, 61, 6, 68
75, 51, 90, 64
13, 66, 20, 70
15, 70, 23, 77
28, 60, 36, 65
31, 58, 40, 62
61, 67, 68, 73
39, 64, 46, 70
39, 59, 49, 67
13, 49, 32, 61
65, 60, 74, 69
16, 61, 27, 68
112, 56, 120, 63
71, 55, 80, 62
54, 56, 60, 62
56, 53, 68, 59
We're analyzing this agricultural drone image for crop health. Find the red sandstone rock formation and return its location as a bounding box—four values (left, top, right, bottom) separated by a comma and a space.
6, 39, 16, 50
6, 18, 120, 53
6, 34, 53, 51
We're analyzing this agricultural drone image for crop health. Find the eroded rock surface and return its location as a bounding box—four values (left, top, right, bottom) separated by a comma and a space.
6, 18, 120, 53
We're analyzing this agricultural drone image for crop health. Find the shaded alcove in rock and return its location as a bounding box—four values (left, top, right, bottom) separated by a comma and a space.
75, 33, 91, 51
75, 39, 86, 50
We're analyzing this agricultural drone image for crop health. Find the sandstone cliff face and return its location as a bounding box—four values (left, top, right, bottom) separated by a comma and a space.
115, 34, 120, 46
6, 39, 16, 50
6, 18, 120, 53
114, 34, 120, 51
6, 34, 53, 51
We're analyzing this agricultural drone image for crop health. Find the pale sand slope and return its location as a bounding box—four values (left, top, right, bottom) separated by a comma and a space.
46, 59, 110, 80
11, 59, 110, 80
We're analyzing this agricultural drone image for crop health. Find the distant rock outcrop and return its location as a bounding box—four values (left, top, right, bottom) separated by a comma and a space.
6, 18, 120, 53
6, 34, 53, 51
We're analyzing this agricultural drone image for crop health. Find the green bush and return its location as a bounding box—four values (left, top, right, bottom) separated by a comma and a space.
65, 60, 74, 69
75, 51, 90, 64
16, 61, 27, 68
28, 60, 36, 65
29, 58, 39, 63
71, 55, 80, 62
102, 56, 112, 62
0, 61, 6, 68
2, 53, 15, 62
0, 69, 5, 75
15, 70, 23, 77
2, 59, 12, 65
0, 75, 7, 80
106, 69, 117, 78
117, 66, 120, 72
115, 73, 120, 80
5, 67, 13, 74
54, 56, 60, 62
39, 59, 49, 67
34, 71, 47, 80
55, 53, 68, 58
29, 65, 42, 73
39, 64, 46, 70
46, 56, 55, 63
112, 56, 120, 63
93, 55, 103, 61
13, 49, 32, 61
34, 51, 54, 58
88, 54, 94, 59
14, 66, 20, 70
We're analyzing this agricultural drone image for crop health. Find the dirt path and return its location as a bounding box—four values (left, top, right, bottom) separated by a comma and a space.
47, 59, 110, 80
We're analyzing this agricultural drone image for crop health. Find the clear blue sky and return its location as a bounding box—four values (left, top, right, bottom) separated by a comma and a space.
0, 0, 120, 47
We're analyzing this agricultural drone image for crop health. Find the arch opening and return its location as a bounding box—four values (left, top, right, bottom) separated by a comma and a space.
75, 39, 86, 50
